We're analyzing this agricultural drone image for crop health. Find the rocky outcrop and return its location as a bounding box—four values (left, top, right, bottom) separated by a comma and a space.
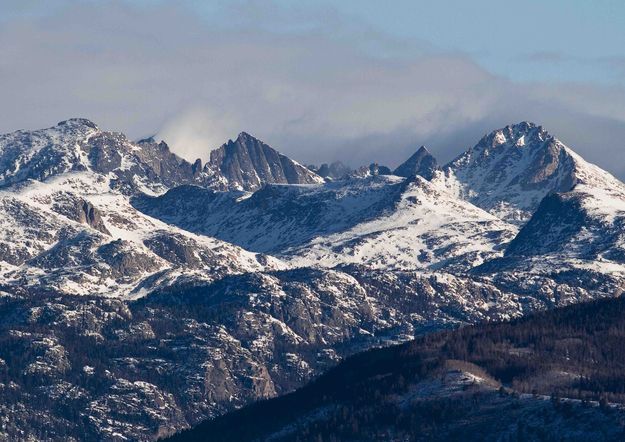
207, 132, 324, 191
50, 195, 110, 235
134, 137, 205, 186
351, 162, 392, 178
76, 200, 110, 235
393, 145, 438, 179
308, 161, 352, 180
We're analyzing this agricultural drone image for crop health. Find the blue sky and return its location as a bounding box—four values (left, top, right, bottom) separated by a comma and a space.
7, 0, 624, 84
1, 0, 625, 176
191, 0, 625, 85
320, 0, 625, 84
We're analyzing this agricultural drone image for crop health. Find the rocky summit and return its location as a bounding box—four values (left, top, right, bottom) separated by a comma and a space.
207, 132, 324, 191
393, 145, 439, 180
1, 119, 625, 441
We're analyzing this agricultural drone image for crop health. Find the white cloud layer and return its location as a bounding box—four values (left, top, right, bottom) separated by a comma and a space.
1, 1, 625, 177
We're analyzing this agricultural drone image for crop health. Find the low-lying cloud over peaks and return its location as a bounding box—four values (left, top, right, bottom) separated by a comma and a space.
1, 1, 625, 177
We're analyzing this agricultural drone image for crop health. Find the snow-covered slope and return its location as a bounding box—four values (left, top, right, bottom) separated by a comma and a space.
286, 176, 517, 271
4, 118, 625, 441
134, 175, 410, 254
135, 175, 517, 271
474, 181, 625, 283
0, 119, 286, 298
433, 122, 622, 224
0, 172, 281, 298
4, 118, 625, 294
0, 118, 208, 193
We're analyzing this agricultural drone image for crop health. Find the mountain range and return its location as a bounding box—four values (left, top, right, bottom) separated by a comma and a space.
1, 118, 625, 440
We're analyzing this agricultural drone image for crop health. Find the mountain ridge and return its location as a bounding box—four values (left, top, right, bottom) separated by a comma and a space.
207, 131, 324, 191
2, 118, 625, 440
433, 121, 624, 224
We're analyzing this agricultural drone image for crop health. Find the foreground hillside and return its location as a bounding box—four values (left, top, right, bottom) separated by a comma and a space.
169, 295, 625, 442
0, 266, 525, 441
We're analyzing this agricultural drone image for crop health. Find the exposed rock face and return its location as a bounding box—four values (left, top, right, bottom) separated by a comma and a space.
351, 162, 393, 178
504, 192, 588, 258
133, 137, 206, 186
96, 239, 163, 278
76, 200, 110, 235
393, 145, 439, 179
206, 132, 324, 191
87, 132, 124, 174
308, 161, 352, 180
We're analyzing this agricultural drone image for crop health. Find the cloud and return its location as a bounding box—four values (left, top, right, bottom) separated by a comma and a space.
157, 108, 239, 160
0, 1, 625, 178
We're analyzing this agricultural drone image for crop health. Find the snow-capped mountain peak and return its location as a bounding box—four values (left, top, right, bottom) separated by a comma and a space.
0, 118, 100, 187
474, 121, 545, 151
0, 119, 221, 194
434, 121, 621, 224
56, 117, 99, 130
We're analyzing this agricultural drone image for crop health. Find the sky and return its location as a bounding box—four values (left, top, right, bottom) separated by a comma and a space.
1, 0, 625, 176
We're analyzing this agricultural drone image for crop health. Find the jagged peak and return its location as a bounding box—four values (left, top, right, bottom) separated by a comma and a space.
475, 121, 552, 152
403, 145, 436, 162
56, 118, 98, 130
507, 121, 538, 131
209, 131, 323, 191
437, 121, 625, 224
136, 135, 158, 144
217, 131, 267, 150
215, 131, 289, 158
235, 131, 259, 143
393, 144, 438, 179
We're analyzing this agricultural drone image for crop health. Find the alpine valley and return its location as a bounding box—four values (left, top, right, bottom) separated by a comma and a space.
2, 119, 625, 441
